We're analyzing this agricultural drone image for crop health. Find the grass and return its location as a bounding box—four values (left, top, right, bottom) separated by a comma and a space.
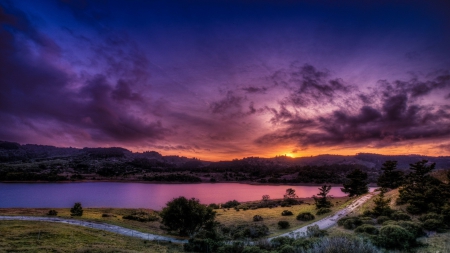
215, 196, 351, 237
0, 196, 352, 239
0, 220, 183, 253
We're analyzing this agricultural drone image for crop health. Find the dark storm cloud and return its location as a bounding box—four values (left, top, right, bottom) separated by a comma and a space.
257, 68, 450, 148
269, 63, 352, 108
0, 2, 168, 144
210, 91, 244, 114
242, 86, 267, 94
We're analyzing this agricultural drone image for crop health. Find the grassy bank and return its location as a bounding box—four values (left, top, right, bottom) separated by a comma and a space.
0, 220, 183, 253
0, 196, 351, 238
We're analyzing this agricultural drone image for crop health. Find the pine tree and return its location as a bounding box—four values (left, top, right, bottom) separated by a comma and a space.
313, 185, 333, 209
377, 160, 404, 189
341, 168, 369, 197
372, 188, 392, 216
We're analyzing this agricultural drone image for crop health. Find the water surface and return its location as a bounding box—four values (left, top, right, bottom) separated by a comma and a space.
0, 182, 373, 210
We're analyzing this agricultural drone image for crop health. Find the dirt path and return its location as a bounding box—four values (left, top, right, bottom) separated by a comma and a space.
270, 192, 377, 240
0, 193, 376, 244
0, 215, 187, 244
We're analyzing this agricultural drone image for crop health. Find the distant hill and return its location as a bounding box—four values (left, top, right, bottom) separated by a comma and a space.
0, 140, 449, 183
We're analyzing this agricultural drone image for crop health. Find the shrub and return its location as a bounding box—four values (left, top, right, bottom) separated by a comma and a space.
316, 208, 331, 215
360, 217, 376, 225
102, 213, 113, 217
338, 217, 362, 229
305, 236, 382, 253
184, 238, 224, 252
270, 236, 295, 248
377, 225, 415, 249
281, 210, 293, 216
396, 221, 423, 237
297, 212, 315, 221
418, 212, 443, 222
253, 215, 263, 221
123, 210, 159, 222
376, 216, 390, 224
242, 246, 270, 253
422, 219, 442, 231
278, 244, 295, 253
306, 224, 328, 237
47, 210, 58, 216
222, 200, 240, 208
355, 224, 379, 235
362, 210, 374, 217
208, 203, 220, 209
160, 197, 216, 236
70, 202, 83, 216
391, 211, 411, 221
278, 221, 290, 229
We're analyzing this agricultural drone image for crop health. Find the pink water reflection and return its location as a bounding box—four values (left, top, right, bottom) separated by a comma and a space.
0, 183, 375, 210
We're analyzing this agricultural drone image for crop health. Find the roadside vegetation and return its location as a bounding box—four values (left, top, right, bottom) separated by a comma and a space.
0, 220, 183, 252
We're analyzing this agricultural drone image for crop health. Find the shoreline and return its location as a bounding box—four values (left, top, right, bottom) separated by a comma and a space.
0, 179, 378, 187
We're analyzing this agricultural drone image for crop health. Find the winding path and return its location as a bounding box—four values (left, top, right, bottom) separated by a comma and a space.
270, 192, 377, 240
0, 215, 187, 244
0, 192, 376, 244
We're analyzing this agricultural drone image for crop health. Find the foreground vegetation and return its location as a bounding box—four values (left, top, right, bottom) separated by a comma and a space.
0, 220, 183, 252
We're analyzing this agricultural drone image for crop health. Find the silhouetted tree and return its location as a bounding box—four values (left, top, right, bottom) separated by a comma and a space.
377, 161, 404, 189
160, 197, 216, 236
70, 202, 83, 216
313, 185, 333, 209
262, 195, 270, 201
341, 168, 368, 197
284, 188, 297, 199
372, 188, 392, 216
398, 160, 450, 214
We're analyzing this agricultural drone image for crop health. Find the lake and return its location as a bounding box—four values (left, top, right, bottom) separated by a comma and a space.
0, 182, 375, 210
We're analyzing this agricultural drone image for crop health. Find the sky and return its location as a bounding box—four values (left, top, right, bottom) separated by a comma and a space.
1, 0, 450, 161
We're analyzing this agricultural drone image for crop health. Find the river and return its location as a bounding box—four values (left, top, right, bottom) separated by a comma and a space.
0, 182, 374, 209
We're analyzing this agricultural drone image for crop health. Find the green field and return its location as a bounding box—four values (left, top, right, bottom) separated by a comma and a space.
0, 220, 183, 253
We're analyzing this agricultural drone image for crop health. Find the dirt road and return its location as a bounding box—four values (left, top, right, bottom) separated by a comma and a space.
0, 215, 187, 243
270, 192, 377, 240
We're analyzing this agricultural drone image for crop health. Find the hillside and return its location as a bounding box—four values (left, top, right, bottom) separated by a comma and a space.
0, 141, 449, 184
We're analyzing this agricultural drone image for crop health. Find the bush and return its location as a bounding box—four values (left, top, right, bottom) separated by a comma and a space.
422, 219, 443, 231
281, 210, 293, 216
297, 212, 315, 221
70, 202, 83, 216
376, 216, 390, 224
278, 244, 295, 253
222, 200, 240, 208
306, 224, 328, 237
208, 203, 220, 209
160, 197, 216, 236
316, 208, 331, 215
418, 212, 443, 222
305, 236, 382, 253
101, 213, 113, 217
278, 221, 290, 229
391, 211, 411, 221
377, 225, 415, 249
228, 224, 269, 239
360, 217, 376, 225
355, 224, 379, 235
396, 221, 423, 237
47, 210, 58, 216
270, 236, 295, 248
253, 215, 263, 221
123, 210, 159, 222
338, 217, 362, 229
242, 246, 269, 253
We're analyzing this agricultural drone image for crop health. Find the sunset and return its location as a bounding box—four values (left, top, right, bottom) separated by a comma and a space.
1, 1, 450, 252
1, 1, 449, 161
